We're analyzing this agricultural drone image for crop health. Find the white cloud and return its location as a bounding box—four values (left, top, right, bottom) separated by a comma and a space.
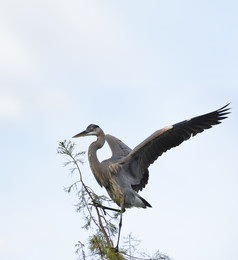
1, 0, 123, 54
0, 91, 22, 121
0, 22, 37, 78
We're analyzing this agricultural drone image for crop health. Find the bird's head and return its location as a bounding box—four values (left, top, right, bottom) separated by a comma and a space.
72, 124, 100, 138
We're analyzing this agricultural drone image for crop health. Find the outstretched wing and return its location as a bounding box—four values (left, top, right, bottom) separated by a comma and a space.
105, 134, 132, 158
122, 104, 230, 191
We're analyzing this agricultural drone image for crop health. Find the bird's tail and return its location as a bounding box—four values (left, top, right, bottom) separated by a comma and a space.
139, 195, 152, 208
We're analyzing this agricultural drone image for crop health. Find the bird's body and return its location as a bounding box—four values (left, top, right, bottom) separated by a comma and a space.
86, 129, 151, 209
73, 104, 230, 211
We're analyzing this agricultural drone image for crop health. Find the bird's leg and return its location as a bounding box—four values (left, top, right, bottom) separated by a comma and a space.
91, 202, 121, 213
115, 202, 124, 251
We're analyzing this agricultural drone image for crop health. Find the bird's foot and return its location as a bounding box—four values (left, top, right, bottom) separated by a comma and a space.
111, 246, 119, 253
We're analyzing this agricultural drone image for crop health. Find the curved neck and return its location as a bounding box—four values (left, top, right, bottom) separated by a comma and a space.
88, 131, 107, 187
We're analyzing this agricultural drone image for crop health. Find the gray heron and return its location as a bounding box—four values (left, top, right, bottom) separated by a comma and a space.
73, 103, 230, 249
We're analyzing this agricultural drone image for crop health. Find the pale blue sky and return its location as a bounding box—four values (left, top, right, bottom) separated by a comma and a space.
0, 1, 237, 260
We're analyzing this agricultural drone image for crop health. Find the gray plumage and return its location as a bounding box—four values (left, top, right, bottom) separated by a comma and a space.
73, 104, 230, 211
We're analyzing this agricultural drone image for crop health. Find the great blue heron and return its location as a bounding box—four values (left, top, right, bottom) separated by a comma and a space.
73, 104, 230, 249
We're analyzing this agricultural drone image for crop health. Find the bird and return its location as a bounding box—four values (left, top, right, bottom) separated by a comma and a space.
72, 103, 230, 249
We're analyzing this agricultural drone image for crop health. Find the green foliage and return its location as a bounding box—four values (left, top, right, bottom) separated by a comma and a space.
58, 140, 122, 259
89, 234, 125, 260
58, 140, 172, 260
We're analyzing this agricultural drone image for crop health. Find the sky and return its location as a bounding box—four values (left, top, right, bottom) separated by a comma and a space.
0, 0, 237, 259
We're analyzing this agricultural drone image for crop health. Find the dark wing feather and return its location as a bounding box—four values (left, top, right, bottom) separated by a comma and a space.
131, 169, 149, 192
123, 104, 230, 191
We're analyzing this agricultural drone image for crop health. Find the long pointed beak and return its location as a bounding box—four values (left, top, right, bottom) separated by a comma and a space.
72, 130, 88, 138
